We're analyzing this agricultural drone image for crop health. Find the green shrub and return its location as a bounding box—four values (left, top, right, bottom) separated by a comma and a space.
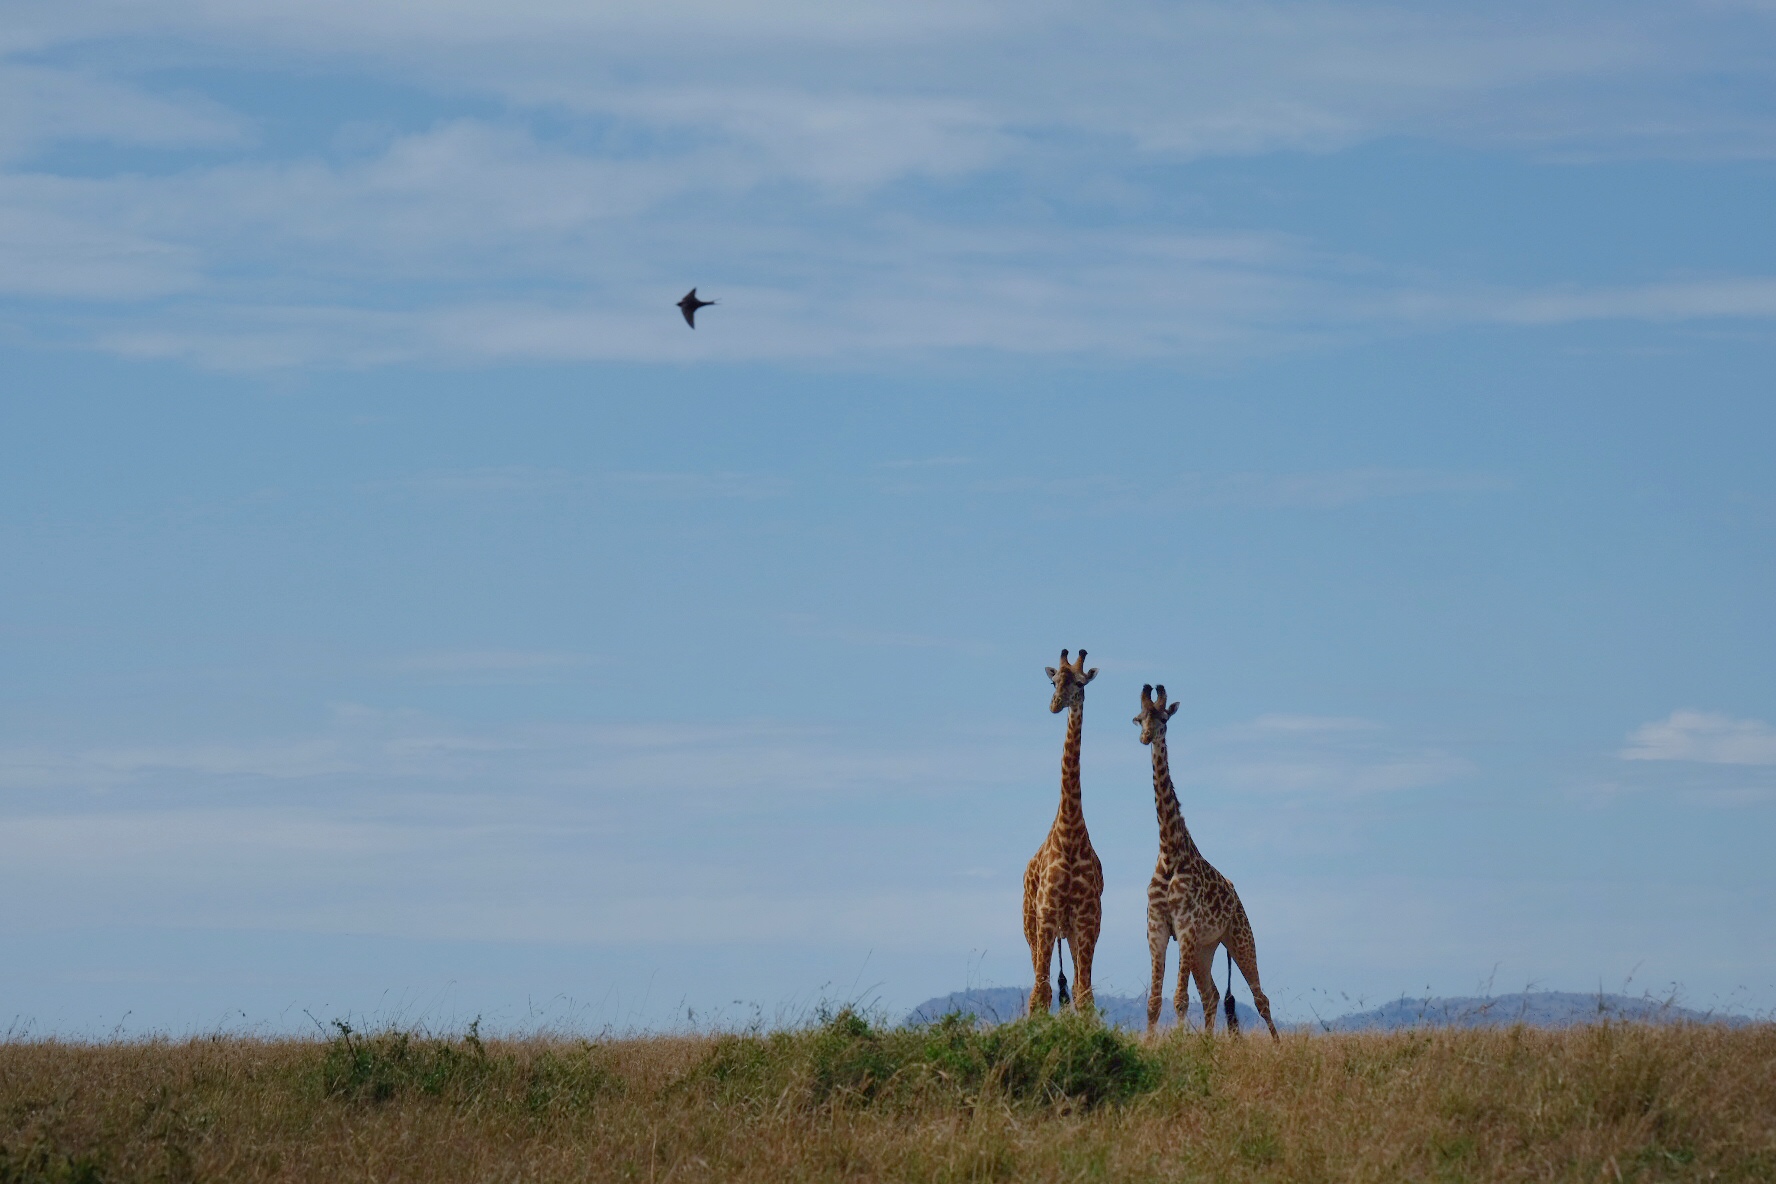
0, 1144, 106, 1184
521, 1045, 620, 1116
319, 1020, 491, 1103
695, 1007, 1161, 1112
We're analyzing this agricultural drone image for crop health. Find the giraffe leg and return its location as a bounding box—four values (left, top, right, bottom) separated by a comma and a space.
1191, 940, 1221, 1034
1173, 928, 1199, 1031
1226, 919, 1280, 1041
1023, 855, 1049, 1017
1071, 901, 1101, 1014
1028, 924, 1056, 1017
1145, 918, 1169, 1034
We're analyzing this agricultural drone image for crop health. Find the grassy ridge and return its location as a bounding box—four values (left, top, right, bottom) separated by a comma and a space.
2, 1012, 1773, 1182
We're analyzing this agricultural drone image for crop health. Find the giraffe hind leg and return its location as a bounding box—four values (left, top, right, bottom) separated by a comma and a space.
1226, 921, 1280, 1041
1190, 940, 1221, 1034
1146, 921, 1168, 1033
1070, 909, 1100, 1014
1173, 931, 1203, 1031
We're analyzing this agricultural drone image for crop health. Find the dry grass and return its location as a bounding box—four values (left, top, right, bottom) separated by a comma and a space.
3, 1011, 1773, 1183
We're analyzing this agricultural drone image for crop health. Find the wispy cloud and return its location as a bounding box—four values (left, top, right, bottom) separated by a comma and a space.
972, 468, 1510, 514
1621, 710, 1776, 765
1489, 279, 1776, 325
4, 3, 1776, 366
0, 703, 1042, 947
1174, 714, 1472, 797
780, 613, 994, 656
384, 650, 596, 685
0, 62, 246, 160
605, 472, 792, 500
364, 467, 789, 500
0, 705, 1029, 801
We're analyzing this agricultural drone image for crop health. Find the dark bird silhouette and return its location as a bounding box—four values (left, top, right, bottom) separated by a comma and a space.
678, 288, 716, 328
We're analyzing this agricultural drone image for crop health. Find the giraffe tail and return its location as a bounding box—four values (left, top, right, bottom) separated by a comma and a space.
1224, 946, 1240, 1034
1056, 938, 1071, 1009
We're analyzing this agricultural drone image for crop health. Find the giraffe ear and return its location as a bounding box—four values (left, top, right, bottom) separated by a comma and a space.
1045, 667, 1057, 680
1166, 702, 1180, 719
1082, 667, 1098, 683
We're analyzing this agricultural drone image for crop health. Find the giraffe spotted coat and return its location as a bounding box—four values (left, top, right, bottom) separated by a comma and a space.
1136, 683, 1279, 1039
1023, 648, 1104, 1015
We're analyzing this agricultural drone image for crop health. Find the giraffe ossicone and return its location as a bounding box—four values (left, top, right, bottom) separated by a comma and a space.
1137, 681, 1279, 1039
1022, 647, 1105, 1017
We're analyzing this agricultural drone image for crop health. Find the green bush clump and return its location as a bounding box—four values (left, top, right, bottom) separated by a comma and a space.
319, 1020, 492, 1103
696, 1007, 1161, 1111
0, 1143, 106, 1184
521, 1046, 620, 1116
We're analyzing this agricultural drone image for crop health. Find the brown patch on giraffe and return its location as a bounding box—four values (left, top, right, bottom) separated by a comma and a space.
1023, 648, 1105, 1016
1135, 682, 1279, 1040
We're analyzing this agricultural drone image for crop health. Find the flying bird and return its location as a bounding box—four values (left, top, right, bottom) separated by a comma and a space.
678, 288, 716, 328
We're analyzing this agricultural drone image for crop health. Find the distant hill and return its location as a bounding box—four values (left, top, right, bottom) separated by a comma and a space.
1313, 991, 1753, 1031
905, 988, 1752, 1032
905, 987, 1266, 1031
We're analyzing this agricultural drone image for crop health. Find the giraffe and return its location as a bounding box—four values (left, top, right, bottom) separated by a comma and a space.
1023, 648, 1105, 1016
1136, 683, 1279, 1039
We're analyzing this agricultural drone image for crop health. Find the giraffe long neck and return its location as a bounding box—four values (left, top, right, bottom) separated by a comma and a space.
1151, 730, 1200, 869
1054, 698, 1085, 834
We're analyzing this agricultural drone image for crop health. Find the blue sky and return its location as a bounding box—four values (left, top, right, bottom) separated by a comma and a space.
3, 0, 1774, 1034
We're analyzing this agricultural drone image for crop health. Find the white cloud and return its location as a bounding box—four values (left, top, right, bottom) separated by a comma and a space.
14, 0, 1745, 160
608, 88, 1007, 190
363, 467, 789, 499
973, 469, 1510, 515
604, 472, 792, 500
1234, 714, 1381, 735
0, 705, 1030, 801
0, 63, 246, 160
0, 191, 199, 300
385, 650, 594, 684
5, 3, 1776, 364
0, 704, 1045, 947
781, 613, 995, 655
1493, 278, 1776, 324
1171, 714, 1473, 797
1621, 710, 1776, 765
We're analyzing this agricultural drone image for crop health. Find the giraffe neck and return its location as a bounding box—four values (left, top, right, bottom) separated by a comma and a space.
1150, 730, 1200, 869
1053, 698, 1086, 835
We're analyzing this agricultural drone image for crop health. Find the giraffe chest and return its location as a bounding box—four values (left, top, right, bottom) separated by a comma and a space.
1036, 836, 1102, 901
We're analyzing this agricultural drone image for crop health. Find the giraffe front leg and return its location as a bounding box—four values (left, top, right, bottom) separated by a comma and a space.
1028, 925, 1055, 1017
1146, 919, 1169, 1034
1191, 941, 1221, 1034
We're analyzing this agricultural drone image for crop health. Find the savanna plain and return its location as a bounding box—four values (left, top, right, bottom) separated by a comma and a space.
3, 1010, 1774, 1183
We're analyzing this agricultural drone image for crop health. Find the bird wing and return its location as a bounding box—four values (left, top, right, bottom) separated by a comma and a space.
681, 303, 697, 327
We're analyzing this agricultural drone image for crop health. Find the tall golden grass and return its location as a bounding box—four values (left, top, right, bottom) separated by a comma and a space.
3, 1011, 1772, 1182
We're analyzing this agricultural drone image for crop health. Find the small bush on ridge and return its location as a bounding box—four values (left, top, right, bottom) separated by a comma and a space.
695, 1007, 1161, 1111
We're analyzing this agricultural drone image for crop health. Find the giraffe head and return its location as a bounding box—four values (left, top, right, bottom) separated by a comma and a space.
1134, 683, 1180, 744
1045, 648, 1097, 713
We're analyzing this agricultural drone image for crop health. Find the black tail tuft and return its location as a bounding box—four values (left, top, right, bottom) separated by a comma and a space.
1224, 947, 1240, 1033
1056, 939, 1071, 1009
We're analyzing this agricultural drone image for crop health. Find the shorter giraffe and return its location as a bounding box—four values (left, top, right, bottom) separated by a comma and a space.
1023, 649, 1105, 1015
1136, 683, 1278, 1039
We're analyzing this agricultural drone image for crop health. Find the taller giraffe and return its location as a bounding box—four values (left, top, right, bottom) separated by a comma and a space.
1136, 683, 1279, 1039
1023, 648, 1105, 1015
